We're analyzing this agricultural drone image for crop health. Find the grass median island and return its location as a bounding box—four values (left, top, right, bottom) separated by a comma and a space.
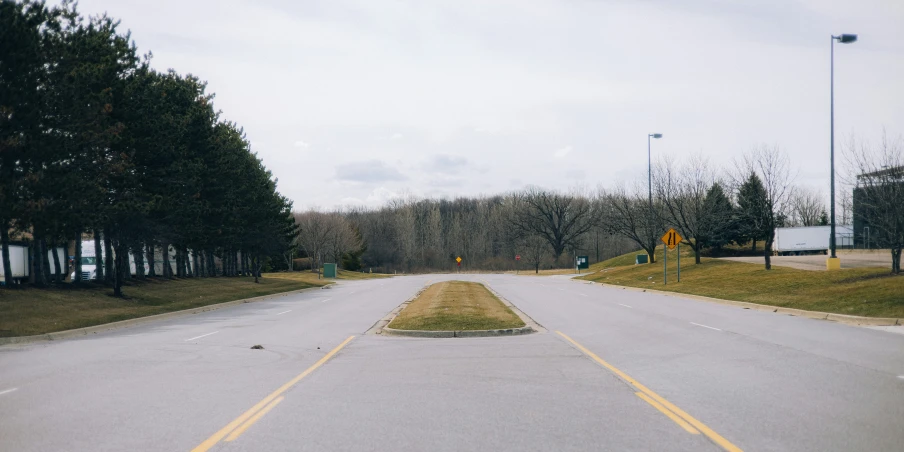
388, 281, 525, 331
580, 249, 904, 318
0, 276, 326, 338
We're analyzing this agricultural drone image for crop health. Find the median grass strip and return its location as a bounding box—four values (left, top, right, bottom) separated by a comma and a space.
0, 276, 325, 338
580, 249, 904, 318
388, 281, 525, 331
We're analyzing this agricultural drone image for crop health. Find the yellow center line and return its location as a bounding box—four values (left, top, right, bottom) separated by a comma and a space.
191, 335, 356, 452
556, 331, 743, 452
224, 396, 285, 442
635, 392, 700, 434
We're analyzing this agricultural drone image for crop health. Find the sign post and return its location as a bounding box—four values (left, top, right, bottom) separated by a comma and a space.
660, 228, 683, 286
515, 254, 521, 274
456, 256, 462, 273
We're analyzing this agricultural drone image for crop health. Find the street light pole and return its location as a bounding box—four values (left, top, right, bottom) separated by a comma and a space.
829, 34, 857, 262
647, 133, 662, 212
648, 133, 662, 263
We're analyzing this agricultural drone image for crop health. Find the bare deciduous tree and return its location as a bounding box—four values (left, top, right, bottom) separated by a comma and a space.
788, 187, 826, 227
846, 134, 904, 273
654, 155, 713, 264
598, 182, 663, 264
733, 145, 795, 270
510, 187, 594, 260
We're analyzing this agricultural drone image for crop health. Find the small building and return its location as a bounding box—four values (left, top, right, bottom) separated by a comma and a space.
852, 165, 904, 249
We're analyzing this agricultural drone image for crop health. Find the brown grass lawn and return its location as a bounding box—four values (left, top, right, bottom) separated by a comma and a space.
0, 275, 323, 338
580, 248, 904, 318
388, 281, 525, 331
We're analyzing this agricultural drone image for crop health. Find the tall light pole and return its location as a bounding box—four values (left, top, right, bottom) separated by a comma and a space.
648, 133, 662, 211
648, 133, 662, 263
829, 33, 857, 263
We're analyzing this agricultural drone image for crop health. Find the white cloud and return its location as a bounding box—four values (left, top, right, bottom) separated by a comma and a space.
391, 133, 403, 140
294, 140, 310, 148
553, 146, 573, 159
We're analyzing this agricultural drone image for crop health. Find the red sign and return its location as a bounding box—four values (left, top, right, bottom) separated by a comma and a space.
515, 255, 521, 260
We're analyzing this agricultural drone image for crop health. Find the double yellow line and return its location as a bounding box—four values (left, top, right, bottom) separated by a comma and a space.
191, 336, 356, 452
556, 331, 742, 452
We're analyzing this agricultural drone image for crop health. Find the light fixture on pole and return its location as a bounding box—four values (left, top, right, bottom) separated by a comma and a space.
828, 33, 857, 269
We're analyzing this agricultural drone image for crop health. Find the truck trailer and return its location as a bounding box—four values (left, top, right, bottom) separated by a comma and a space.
773, 225, 853, 255
0, 244, 69, 285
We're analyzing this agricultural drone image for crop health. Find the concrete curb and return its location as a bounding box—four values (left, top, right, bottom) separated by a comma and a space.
381, 325, 534, 338
0, 284, 329, 346
585, 281, 901, 326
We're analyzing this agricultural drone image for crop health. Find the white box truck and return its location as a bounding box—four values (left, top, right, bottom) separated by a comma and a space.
773, 225, 853, 255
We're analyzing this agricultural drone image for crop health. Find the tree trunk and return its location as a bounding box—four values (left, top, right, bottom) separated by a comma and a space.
253, 255, 260, 283
103, 229, 114, 284
146, 244, 156, 277
764, 237, 773, 270
535, 262, 539, 274
693, 241, 701, 264
40, 238, 52, 284
176, 248, 184, 278
208, 252, 216, 277
751, 240, 757, 252
1, 224, 13, 286
32, 236, 47, 286
94, 232, 104, 282
892, 248, 901, 274
113, 239, 125, 297
190, 249, 197, 278
50, 239, 62, 283
161, 243, 172, 278
73, 233, 83, 285
197, 250, 205, 277
134, 244, 145, 280
242, 252, 248, 276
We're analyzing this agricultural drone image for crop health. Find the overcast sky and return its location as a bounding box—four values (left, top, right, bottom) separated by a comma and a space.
73, 0, 904, 210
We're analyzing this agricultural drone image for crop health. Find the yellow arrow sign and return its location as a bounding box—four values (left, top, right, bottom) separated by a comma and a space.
455, 256, 462, 263
660, 228, 683, 250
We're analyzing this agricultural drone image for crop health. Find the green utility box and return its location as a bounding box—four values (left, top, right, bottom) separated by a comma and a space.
323, 263, 337, 278
635, 254, 648, 264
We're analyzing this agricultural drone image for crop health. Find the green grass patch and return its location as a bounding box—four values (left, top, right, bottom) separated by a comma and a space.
580, 249, 904, 318
0, 275, 323, 338
388, 281, 525, 331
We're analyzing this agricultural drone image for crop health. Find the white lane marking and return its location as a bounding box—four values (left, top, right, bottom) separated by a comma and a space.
618, 303, 632, 308
349, 291, 356, 295
0, 388, 18, 396
558, 288, 566, 292
898, 375, 904, 380
579, 293, 588, 297
321, 298, 332, 303
276, 310, 292, 315
690, 322, 722, 332
185, 331, 219, 341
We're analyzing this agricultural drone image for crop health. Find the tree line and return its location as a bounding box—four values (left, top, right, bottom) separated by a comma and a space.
1, 1, 296, 294
297, 142, 901, 274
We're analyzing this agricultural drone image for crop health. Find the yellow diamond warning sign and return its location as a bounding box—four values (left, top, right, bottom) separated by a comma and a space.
660, 228, 683, 250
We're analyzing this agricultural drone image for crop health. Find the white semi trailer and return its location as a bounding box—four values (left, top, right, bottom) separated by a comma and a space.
0, 244, 68, 285
72, 240, 192, 280
773, 225, 853, 255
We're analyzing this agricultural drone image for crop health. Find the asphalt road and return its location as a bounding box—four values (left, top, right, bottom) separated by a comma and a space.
2, 274, 903, 452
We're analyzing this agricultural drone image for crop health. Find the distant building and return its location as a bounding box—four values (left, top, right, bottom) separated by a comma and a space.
852, 166, 904, 248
